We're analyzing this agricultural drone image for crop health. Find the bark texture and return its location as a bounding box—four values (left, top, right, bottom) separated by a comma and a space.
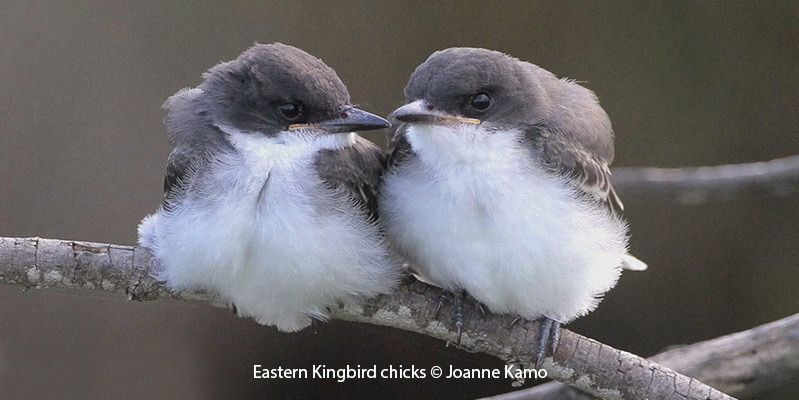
0, 236, 738, 400
481, 313, 799, 400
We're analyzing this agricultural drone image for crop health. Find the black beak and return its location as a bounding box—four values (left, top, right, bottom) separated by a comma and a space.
290, 107, 389, 133
391, 100, 481, 125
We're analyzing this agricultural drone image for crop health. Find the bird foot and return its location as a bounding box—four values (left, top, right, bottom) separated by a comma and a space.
433, 289, 468, 346
533, 316, 561, 369
433, 289, 451, 318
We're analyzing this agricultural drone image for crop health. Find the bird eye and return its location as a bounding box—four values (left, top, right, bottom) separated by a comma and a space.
278, 103, 302, 121
470, 93, 492, 111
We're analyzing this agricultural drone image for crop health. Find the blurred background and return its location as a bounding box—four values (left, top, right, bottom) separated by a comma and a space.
1, 1, 797, 399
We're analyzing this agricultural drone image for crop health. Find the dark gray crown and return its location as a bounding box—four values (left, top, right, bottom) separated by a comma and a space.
404, 47, 555, 129
201, 43, 351, 134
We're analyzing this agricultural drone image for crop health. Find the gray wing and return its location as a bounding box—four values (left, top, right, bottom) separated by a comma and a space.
315, 136, 385, 221
538, 132, 624, 213
385, 122, 414, 172
162, 147, 204, 210
160, 88, 229, 210
531, 77, 624, 214
535, 77, 647, 270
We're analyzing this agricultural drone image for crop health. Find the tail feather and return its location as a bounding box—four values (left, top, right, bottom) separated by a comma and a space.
621, 253, 648, 271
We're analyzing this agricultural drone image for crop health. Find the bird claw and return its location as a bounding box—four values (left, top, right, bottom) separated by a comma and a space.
476, 302, 487, 319
309, 318, 322, 335
453, 290, 464, 346
533, 316, 561, 369
434, 289, 486, 347
434, 290, 450, 319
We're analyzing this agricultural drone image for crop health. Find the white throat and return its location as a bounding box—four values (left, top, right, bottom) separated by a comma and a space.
405, 124, 528, 170
216, 123, 357, 166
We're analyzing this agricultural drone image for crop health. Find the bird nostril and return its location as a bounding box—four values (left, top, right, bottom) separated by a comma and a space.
340, 111, 348, 119
425, 104, 434, 111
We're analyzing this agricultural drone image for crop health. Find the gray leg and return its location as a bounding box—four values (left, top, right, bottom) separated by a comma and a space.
533, 316, 561, 368
453, 290, 465, 346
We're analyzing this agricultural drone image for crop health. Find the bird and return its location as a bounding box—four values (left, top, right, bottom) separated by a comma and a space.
138, 43, 402, 332
379, 47, 646, 365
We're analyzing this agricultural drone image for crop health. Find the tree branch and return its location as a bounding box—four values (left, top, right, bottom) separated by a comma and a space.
611, 154, 799, 204
480, 313, 799, 400
0, 236, 737, 400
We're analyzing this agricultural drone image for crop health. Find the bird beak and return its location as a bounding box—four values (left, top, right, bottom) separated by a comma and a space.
289, 107, 390, 133
391, 100, 481, 125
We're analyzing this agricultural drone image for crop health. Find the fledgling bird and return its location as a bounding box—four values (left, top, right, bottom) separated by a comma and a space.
380, 48, 646, 364
138, 43, 401, 332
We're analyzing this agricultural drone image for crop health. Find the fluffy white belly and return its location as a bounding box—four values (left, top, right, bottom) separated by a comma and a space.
139, 150, 397, 332
380, 125, 628, 322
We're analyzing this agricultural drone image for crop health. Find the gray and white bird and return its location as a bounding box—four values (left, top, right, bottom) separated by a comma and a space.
380, 48, 645, 363
138, 43, 401, 332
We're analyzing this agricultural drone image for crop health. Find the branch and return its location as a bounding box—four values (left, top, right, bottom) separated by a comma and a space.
481, 313, 799, 400
611, 154, 799, 204
0, 236, 736, 400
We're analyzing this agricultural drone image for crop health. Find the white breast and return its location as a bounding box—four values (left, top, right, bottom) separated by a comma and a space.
380, 125, 628, 323
139, 129, 399, 332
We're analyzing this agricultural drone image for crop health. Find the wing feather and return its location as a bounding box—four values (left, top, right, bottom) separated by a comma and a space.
531, 76, 624, 214
385, 123, 413, 173
160, 87, 229, 210
538, 132, 624, 213
315, 137, 385, 221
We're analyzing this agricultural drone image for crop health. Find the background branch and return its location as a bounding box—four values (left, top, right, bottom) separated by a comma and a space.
0, 236, 738, 400
611, 154, 799, 204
